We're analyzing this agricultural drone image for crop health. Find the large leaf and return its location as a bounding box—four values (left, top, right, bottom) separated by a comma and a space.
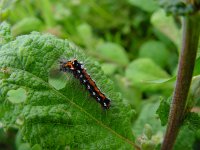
125, 58, 172, 93
0, 30, 136, 149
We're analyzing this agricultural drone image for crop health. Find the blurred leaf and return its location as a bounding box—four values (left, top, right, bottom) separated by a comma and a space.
151, 9, 182, 50
141, 140, 156, 150
156, 98, 170, 126
128, 0, 159, 12
139, 40, 170, 68
132, 99, 165, 137
125, 58, 170, 91
0, 0, 17, 21
113, 75, 142, 109
11, 17, 43, 36
142, 76, 176, 84
101, 63, 118, 75
96, 42, 129, 66
77, 23, 94, 48
143, 124, 153, 140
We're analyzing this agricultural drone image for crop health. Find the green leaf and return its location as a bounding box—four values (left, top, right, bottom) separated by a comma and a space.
142, 76, 176, 84
190, 75, 200, 105
184, 112, 200, 131
0, 32, 135, 149
101, 63, 118, 75
151, 9, 182, 50
77, 23, 94, 48
139, 40, 170, 68
128, 0, 159, 12
174, 125, 196, 150
194, 57, 200, 76
0, 22, 13, 45
156, 98, 170, 126
7, 88, 27, 104
125, 58, 171, 92
11, 17, 43, 36
132, 99, 165, 137
96, 42, 129, 66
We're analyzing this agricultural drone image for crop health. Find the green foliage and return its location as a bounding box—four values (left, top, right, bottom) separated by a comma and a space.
151, 9, 182, 50
0, 26, 135, 149
139, 40, 169, 68
1, 0, 200, 149
0, 22, 12, 45
184, 112, 200, 131
128, 0, 159, 12
132, 99, 165, 137
156, 97, 170, 126
96, 42, 129, 66
194, 57, 200, 76
174, 126, 196, 150
125, 58, 172, 93
11, 17, 43, 36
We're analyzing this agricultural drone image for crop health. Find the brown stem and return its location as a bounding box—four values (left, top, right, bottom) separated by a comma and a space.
161, 14, 200, 150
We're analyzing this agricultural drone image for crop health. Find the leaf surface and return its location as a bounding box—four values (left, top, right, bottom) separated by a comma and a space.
0, 30, 135, 149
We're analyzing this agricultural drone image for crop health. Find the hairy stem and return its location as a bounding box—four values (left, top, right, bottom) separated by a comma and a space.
161, 14, 200, 150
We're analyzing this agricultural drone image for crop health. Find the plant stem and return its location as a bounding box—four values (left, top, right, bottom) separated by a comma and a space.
161, 14, 200, 150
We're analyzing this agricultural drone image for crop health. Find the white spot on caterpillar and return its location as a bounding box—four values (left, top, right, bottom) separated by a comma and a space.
97, 97, 100, 101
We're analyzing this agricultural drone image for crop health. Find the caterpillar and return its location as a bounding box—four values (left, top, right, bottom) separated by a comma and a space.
60, 59, 111, 109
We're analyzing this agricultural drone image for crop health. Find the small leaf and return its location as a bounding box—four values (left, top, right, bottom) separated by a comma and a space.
143, 124, 153, 140
156, 97, 170, 126
7, 88, 27, 104
96, 42, 129, 66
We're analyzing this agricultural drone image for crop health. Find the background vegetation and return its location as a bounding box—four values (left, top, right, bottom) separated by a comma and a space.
0, 0, 200, 150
